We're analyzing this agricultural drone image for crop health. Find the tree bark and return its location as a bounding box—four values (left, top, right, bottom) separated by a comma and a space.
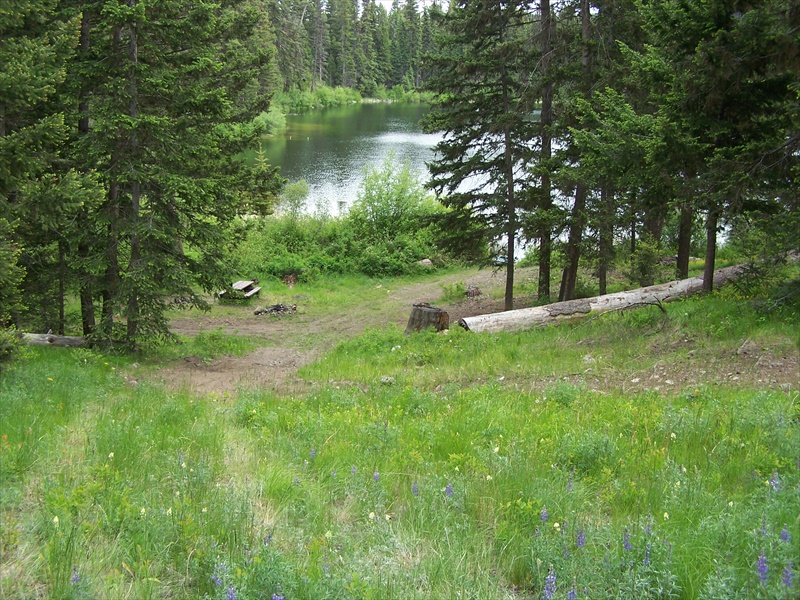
21, 333, 86, 348
676, 203, 693, 279
702, 209, 718, 293
460, 263, 745, 333
405, 304, 449, 335
559, 182, 587, 301
598, 184, 614, 296
538, 0, 554, 302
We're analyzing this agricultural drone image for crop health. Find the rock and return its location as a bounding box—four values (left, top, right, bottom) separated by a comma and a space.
418, 259, 433, 268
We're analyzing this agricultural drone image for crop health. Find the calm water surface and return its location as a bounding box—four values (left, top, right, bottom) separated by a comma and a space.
261, 103, 441, 215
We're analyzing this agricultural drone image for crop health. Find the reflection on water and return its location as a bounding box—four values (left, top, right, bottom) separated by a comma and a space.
260, 103, 440, 215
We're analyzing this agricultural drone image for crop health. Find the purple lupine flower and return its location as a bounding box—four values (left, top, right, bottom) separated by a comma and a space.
563, 543, 570, 559
373, 471, 380, 483
71, 566, 80, 584
226, 584, 237, 600
757, 550, 768, 585
780, 524, 790, 543
769, 471, 781, 492
783, 561, 794, 588
623, 528, 633, 551
543, 566, 556, 599
272, 584, 285, 600
331, 469, 337, 478
211, 562, 227, 586
445, 483, 454, 497
644, 520, 652, 536
540, 506, 549, 523
576, 529, 586, 548
351, 465, 357, 476
412, 482, 419, 496
567, 474, 573, 492
293, 476, 300, 485
643, 542, 651, 566
567, 587, 577, 600
310, 446, 316, 459
534, 528, 541, 537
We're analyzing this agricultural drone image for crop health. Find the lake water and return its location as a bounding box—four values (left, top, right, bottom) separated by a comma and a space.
260, 103, 440, 215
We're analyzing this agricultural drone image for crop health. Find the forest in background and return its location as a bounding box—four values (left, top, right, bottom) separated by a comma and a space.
1, 0, 798, 351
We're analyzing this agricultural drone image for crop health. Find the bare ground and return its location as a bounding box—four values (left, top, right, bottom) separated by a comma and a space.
154, 268, 799, 396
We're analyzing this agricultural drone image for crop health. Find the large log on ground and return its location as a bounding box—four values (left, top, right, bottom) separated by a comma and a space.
20, 333, 86, 348
405, 303, 449, 335
459, 264, 745, 333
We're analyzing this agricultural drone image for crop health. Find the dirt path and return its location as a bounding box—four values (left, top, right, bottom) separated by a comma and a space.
158, 267, 524, 395
153, 266, 798, 396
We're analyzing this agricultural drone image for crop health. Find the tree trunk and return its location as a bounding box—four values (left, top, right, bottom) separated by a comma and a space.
702, 209, 718, 293
21, 333, 86, 348
405, 304, 449, 335
559, 182, 587, 301
500, 29, 516, 312
126, 5, 141, 347
460, 263, 745, 333
676, 203, 693, 279
538, 0, 554, 302
598, 185, 614, 296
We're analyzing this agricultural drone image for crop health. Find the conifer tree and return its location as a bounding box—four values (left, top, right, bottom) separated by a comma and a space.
73, 0, 283, 346
424, 0, 537, 310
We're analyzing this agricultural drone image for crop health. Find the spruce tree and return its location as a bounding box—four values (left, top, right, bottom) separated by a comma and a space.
74, 0, 283, 346
424, 0, 537, 310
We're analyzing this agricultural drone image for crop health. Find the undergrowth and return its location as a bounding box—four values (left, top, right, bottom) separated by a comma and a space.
1, 291, 797, 599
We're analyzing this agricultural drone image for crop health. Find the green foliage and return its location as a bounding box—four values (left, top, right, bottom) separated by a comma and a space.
235, 157, 451, 280
440, 280, 466, 303
0, 329, 21, 368
274, 86, 362, 113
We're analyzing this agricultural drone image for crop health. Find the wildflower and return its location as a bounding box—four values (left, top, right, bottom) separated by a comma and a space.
53, 516, 59, 528
486, 474, 493, 481
369, 511, 375, 520
331, 470, 336, 478
293, 476, 300, 485
167, 507, 172, 516
780, 524, 790, 543
310, 446, 316, 459
769, 471, 781, 492
643, 542, 651, 566
351, 465, 357, 476
543, 565, 556, 599
226, 584, 237, 600
211, 562, 227, 586
567, 474, 573, 492
540, 506, 549, 523
576, 528, 586, 548
663, 512, 669, 520
623, 528, 632, 551
562, 543, 570, 559
140, 507, 146, 517
108, 452, 114, 459
412, 482, 419, 496
757, 550, 768, 585
71, 566, 80, 584
325, 530, 332, 539
644, 521, 652, 536
272, 585, 285, 600
783, 560, 794, 588
567, 587, 577, 600
373, 471, 380, 482
445, 483, 454, 497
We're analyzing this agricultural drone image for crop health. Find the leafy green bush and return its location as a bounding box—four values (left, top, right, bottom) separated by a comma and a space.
0, 328, 21, 368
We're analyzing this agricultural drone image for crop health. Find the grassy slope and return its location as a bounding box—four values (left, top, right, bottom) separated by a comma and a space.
0, 275, 798, 600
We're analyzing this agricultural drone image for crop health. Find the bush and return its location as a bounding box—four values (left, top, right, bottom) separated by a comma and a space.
0, 328, 21, 368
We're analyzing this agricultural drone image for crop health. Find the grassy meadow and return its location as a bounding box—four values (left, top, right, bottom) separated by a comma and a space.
1, 277, 798, 599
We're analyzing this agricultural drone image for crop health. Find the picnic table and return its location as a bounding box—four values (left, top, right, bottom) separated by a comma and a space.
218, 279, 261, 302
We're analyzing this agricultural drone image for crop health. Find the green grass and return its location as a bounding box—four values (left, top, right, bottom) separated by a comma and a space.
1, 289, 798, 599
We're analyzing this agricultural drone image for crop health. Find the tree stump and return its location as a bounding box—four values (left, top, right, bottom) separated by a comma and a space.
405, 303, 449, 335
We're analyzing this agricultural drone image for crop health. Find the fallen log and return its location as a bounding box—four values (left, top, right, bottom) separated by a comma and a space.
459, 264, 745, 333
20, 333, 86, 348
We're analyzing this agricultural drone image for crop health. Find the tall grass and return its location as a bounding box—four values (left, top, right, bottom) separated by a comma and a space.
1, 293, 797, 599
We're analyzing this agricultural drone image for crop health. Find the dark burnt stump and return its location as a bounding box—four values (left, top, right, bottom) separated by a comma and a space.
404, 303, 449, 335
